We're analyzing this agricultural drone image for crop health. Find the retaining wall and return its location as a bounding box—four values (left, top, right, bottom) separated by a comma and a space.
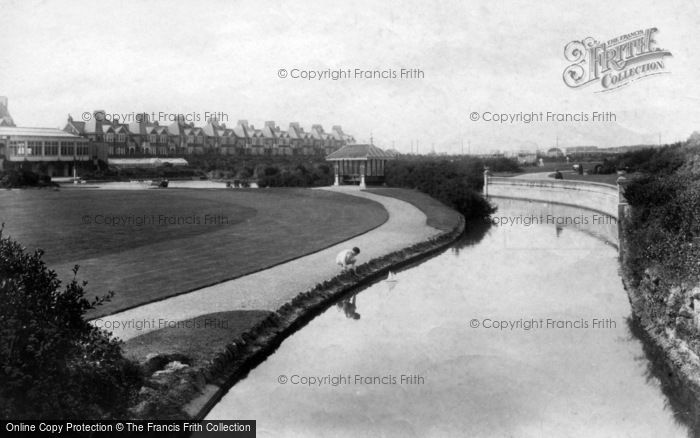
485, 177, 620, 219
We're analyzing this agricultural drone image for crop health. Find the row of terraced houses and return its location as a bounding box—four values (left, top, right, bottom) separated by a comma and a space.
0, 97, 357, 176
64, 111, 356, 159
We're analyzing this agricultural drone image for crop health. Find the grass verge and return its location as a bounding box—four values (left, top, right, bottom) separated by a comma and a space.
364, 187, 463, 231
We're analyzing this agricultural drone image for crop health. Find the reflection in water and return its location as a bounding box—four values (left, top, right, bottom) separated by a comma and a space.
337, 293, 361, 320
490, 197, 619, 250
206, 198, 693, 437
627, 317, 700, 436
450, 218, 491, 255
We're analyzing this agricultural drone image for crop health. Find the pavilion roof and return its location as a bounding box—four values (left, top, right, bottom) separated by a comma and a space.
326, 144, 395, 161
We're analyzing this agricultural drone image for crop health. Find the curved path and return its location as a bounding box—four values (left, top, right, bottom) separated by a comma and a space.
96, 187, 441, 341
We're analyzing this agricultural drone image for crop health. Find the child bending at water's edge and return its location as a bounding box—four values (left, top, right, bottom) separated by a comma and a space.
336, 247, 360, 274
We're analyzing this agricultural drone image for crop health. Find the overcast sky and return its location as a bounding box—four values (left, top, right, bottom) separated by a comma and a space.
1, 0, 698, 153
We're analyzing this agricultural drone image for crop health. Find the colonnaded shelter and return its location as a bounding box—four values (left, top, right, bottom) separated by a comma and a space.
326, 143, 395, 188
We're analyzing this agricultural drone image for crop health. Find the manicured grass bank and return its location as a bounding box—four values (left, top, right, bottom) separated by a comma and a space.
0, 188, 388, 317
364, 187, 462, 231
123, 310, 273, 368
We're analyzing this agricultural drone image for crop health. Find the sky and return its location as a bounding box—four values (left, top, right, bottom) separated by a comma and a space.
1, 0, 699, 153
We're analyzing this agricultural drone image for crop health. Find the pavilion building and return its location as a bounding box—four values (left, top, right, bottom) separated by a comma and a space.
326, 144, 395, 188
0, 97, 91, 176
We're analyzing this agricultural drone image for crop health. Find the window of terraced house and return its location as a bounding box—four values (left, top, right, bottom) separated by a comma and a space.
187, 135, 194, 144
105, 133, 114, 142
117, 133, 126, 143
149, 134, 157, 143
160, 134, 167, 143
196, 135, 203, 144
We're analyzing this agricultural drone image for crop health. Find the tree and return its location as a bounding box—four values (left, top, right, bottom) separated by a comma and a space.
0, 228, 141, 419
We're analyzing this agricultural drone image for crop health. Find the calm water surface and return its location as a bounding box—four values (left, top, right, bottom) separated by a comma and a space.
205, 199, 692, 437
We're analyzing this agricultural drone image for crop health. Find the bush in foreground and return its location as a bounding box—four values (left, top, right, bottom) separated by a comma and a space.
0, 228, 142, 419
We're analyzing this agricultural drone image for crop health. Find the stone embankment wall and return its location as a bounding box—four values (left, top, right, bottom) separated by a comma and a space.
485, 176, 619, 218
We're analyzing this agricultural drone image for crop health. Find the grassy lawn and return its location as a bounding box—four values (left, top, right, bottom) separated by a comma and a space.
550, 171, 622, 186
122, 310, 273, 367
494, 161, 604, 177
364, 187, 462, 231
0, 188, 388, 317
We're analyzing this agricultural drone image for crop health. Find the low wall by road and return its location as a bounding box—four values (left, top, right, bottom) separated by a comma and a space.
485, 176, 621, 219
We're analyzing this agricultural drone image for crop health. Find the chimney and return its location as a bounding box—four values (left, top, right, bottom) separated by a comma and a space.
237, 120, 249, 128
264, 121, 276, 128
0, 96, 8, 109
332, 125, 343, 134
289, 122, 300, 129
312, 124, 324, 132
136, 112, 150, 124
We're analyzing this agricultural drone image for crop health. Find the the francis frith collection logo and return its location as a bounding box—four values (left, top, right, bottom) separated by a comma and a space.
563, 28, 672, 92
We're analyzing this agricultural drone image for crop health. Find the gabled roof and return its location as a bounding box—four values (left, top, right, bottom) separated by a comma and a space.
202, 122, 219, 137
326, 144, 396, 160
232, 124, 250, 138
168, 121, 186, 136
310, 128, 325, 140
288, 124, 304, 139
0, 102, 15, 127
65, 120, 86, 134
261, 124, 277, 138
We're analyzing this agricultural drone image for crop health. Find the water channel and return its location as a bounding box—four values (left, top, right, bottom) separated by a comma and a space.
204, 198, 694, 437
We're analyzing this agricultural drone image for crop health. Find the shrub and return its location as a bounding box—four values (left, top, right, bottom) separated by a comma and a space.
0, 169, 50, 188
0, 229, 142, 419
623, 171, 700, 287
384, 158, 495, 220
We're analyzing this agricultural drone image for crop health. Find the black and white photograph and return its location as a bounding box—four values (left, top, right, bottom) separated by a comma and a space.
1, 0, 700, 436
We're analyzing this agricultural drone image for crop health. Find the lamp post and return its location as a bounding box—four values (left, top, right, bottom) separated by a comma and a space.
616, 172, 629, 260
483, 166, 491, 196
